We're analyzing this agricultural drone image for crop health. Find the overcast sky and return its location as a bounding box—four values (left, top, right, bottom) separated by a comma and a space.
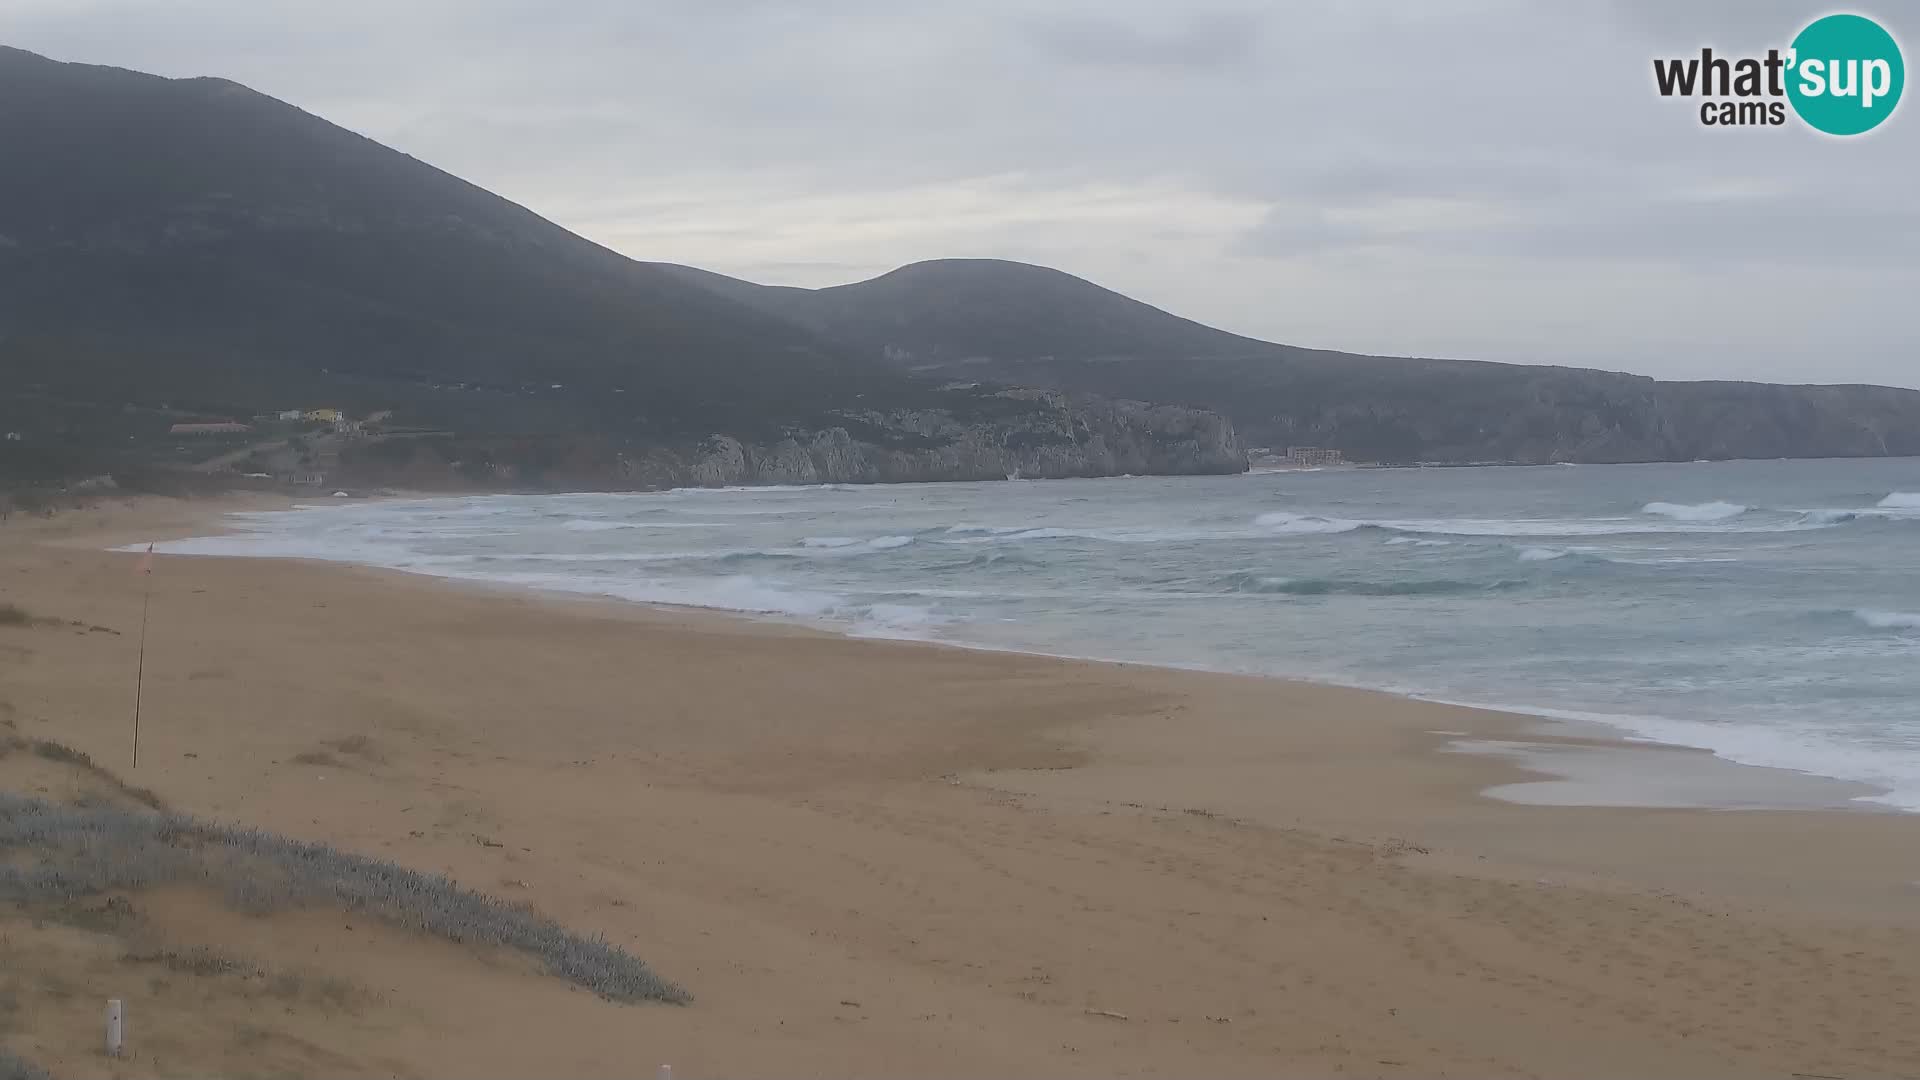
7, 0, 1916, 386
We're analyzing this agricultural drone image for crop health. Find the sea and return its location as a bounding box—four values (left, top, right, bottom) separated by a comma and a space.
149, 458, 1920, 809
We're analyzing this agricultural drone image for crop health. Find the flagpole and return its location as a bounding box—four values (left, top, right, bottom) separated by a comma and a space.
132, 544, 153, 769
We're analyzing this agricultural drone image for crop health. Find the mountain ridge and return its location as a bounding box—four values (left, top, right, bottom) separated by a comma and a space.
656, 257, 1920, 464
2, 43, 1915, 489
0, 46, 1244, 489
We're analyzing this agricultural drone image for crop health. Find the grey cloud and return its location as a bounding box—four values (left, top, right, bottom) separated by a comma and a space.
1604, 0, 1838, 41
1239, 173, 1920, 266
1021, 9, 1267, 70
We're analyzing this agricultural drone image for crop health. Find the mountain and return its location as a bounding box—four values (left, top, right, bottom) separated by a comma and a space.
0, 47, 1243, 489
4, 44, 1913, 489
659, 259, 1920, 464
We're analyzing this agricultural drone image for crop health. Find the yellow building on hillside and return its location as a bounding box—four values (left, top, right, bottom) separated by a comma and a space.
304, 408, 341, 422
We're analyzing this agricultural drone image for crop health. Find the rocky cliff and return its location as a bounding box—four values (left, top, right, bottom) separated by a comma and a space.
335, 390, 1246, 490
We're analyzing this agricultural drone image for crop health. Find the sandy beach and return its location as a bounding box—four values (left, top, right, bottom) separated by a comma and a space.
3, 494, 1919, 1079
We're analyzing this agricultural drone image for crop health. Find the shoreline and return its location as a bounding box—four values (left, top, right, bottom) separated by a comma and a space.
135, 492, 1907, 816
7, 494, 1920, 1076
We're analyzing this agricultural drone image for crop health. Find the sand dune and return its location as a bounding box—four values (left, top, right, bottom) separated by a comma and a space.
2, 495, 1918, 1078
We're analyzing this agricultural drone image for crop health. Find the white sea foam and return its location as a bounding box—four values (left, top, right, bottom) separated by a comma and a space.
1384, 537, 1452, 547
801, 534, 916, 552
1568, 710, 1920, 811
1878, 492, 1920, 509
1421, 697, 1920, 811
1855, 609, 1920, 630
562, 519, 723, 531
1518, 547, 1569, 561
1603, 555, 1742, 565
488, 571, 848, 618
1374, 515, 1828, 537
941, 525, 1240, 544
847, 603, 950, 639
1640, 500, 1748, 521
134, 534, 469, 570
944, 524, 1032, 535
481, 551, 722, 564
665, 483, 860, 494
1252, 511, 1361, 534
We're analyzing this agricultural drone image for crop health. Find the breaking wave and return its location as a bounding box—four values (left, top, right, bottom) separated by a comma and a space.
1218, 572, 1519, 597
941, 525, 1235, 544
562, 519, 724, 531
1640, 501, 1748, 521
1252, 511, 1362, 535
1798, 509, 1860, 525
801, 534, 916, 551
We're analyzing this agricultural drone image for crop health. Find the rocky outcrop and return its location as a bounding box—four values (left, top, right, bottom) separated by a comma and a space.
625, 390, 1246, 487
336, 389, 1246, 490
1249, 374, 1920, 465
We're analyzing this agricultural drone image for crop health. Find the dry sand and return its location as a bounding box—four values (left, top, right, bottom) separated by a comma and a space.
3, 494, 1919, 1078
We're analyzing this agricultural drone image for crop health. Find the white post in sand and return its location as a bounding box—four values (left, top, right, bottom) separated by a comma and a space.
657, 1066, 671, 1080
105, 998, 124, 1057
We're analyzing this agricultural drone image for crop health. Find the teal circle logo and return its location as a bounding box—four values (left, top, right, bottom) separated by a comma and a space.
1787, 13, 1904, 135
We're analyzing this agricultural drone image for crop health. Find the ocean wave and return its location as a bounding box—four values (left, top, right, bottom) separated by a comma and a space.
941, 525, 1234, 545
557, 517, 723, 531
1371, 515, 1827, 538
478, 551, 720, 564
847, 603, 951, 639
930, 551, 1037, 570
452, 568, 850, 620
1603, 555, 1742, 565
1855, 609, 1920, 630
600, 574, 848, 618
1218, 572, 1518, 597
1384, 537, 1452, 547
139, 535, 474, 570
716, 549, 802, 564
1252, 511, 1361, 534
800, 534, 916, 552
948, 505, 1848, 545
665, 483, 860, 494
1878, 492, 1920, 509
1515, 545, 1738, 566
1375, 518, 1653, 537
1794, 502, 1920, 525
945, 524, 1039, 536
1433, 700, 1920, 812
1640, 500, 1748, 521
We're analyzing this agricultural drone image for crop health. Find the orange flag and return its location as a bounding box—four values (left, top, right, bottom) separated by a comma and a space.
135, 543, 153, 576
